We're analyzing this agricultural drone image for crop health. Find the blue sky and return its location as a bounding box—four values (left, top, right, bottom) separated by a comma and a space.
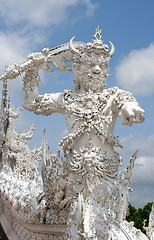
0, 0, 154, 208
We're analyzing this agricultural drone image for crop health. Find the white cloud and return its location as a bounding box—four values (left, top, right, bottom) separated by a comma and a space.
84, 0, 98, 16
0, 32, 34, 100
0, 0, 97, 27
115, 43, 154, 96
0, 33, 29, 69
133, 156, 154, 183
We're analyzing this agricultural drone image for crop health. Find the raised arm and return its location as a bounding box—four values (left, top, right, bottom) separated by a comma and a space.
22, 69, 40, 110
114, 89, 145, 126
22, 53, 63, 115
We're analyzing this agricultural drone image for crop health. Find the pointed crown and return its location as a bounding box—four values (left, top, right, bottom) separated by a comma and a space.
69, 26, 115, 57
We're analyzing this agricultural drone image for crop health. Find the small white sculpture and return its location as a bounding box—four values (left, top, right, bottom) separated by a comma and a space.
0, 26, 151, 240
144, 203, 154, 240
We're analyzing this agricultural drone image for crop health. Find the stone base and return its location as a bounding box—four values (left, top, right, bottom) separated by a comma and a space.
0, 198, 67, 240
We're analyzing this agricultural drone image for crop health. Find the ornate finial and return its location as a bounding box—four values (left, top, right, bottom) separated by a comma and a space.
3, 79, 8, 99
69, 26, 115, 58
93, 26, 102, 42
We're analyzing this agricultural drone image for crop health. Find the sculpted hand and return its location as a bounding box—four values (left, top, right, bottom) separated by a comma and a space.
119, 102, 145, 126
27, 49, 53, 72
27, 52, 48, 71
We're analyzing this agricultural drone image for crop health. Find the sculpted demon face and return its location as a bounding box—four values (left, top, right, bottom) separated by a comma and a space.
72, 52, 110, 92
69, 28, 115, 92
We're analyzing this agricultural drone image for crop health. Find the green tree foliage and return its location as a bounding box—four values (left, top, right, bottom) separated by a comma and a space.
126, 202, 153, 234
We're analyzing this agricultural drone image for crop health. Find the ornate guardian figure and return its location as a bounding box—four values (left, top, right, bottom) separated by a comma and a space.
0, 27, 149, 240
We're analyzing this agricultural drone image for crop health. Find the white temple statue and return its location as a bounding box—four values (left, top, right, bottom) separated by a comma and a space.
0, 27, 153, 240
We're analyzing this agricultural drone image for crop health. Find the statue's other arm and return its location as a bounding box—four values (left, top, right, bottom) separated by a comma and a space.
114, 89, 145, 126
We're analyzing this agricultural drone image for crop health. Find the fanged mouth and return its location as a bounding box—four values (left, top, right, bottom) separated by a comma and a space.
87, 75, 106, 83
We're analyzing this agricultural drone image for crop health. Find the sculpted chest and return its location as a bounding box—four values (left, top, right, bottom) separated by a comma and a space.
62, 88, 118, 132
59, 88, 122, 151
